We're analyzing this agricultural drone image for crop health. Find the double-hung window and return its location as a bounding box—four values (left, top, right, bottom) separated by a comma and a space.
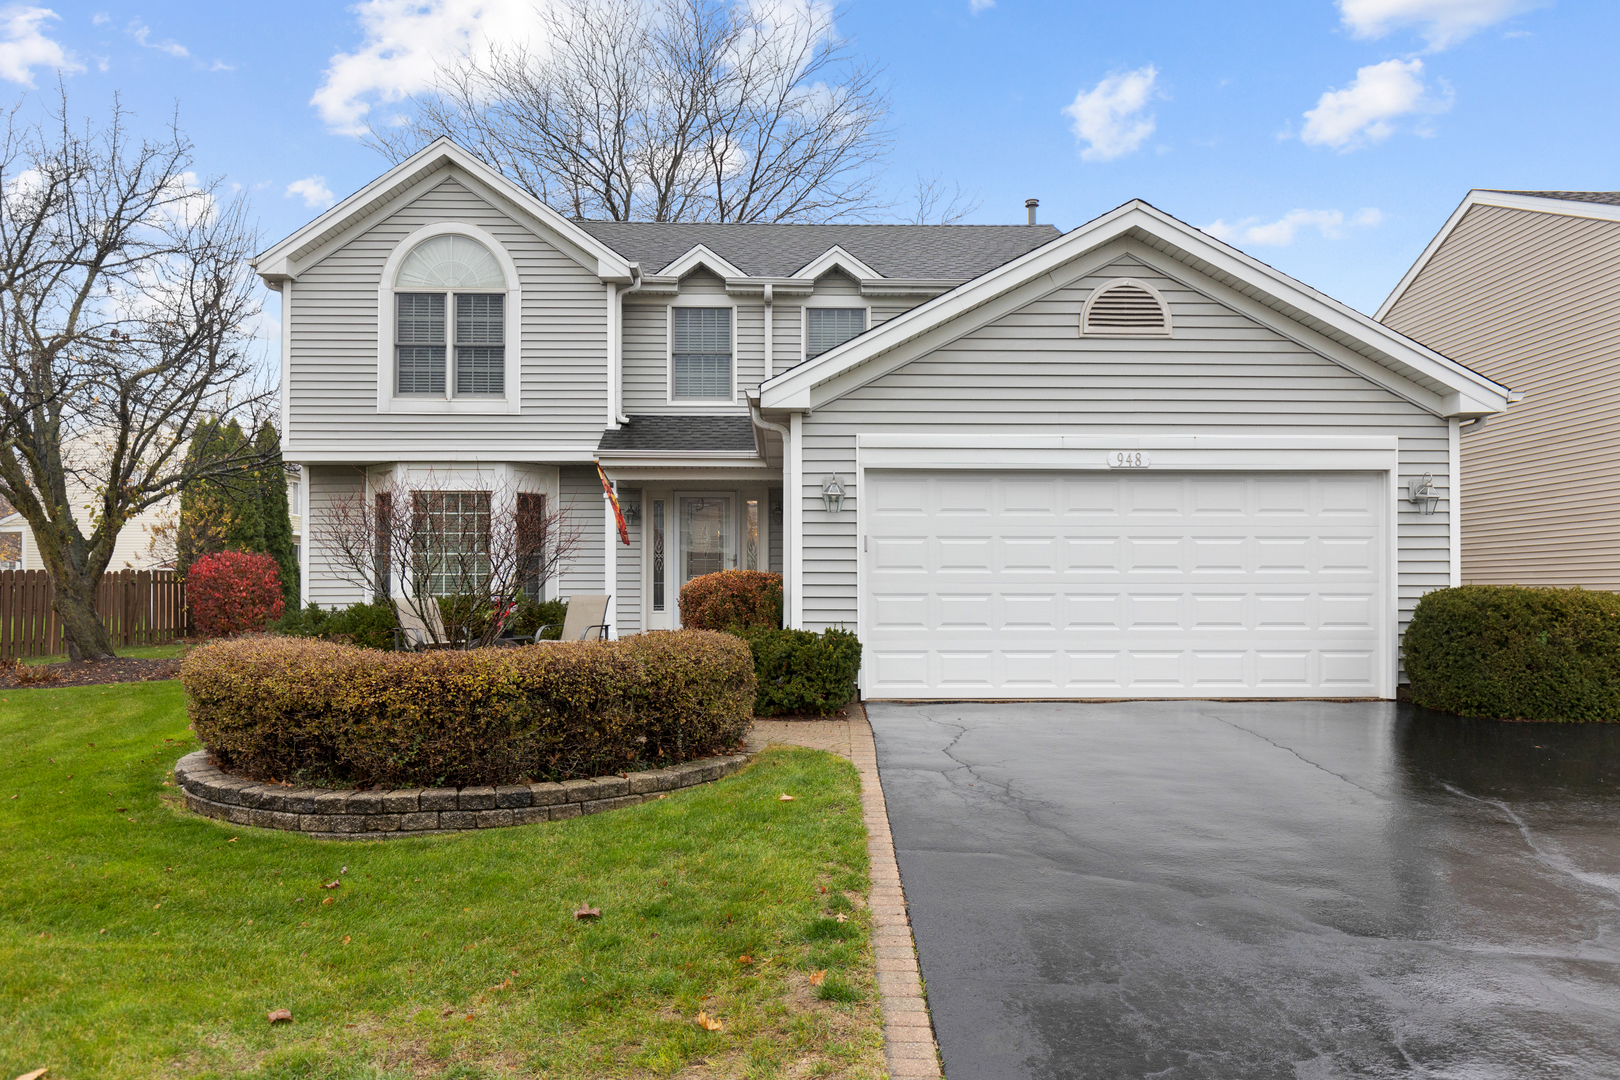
805, 307, 866, 359
672, 307, 732, 399
393, 234, 508, 399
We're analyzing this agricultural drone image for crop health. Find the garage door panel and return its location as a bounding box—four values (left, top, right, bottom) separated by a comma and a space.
864, 470, 1386, 698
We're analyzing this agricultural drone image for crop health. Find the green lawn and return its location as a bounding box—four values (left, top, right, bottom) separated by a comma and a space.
15, 642, 189, 666
0, 682, 881, 1079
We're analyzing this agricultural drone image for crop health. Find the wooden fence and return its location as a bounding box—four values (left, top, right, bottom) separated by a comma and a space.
0, 569, 188, 661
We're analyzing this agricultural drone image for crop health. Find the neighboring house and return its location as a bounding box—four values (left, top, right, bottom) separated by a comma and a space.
1380, 190, 1618, 588
258, 139, 1512, 699
0, 486, 175, 572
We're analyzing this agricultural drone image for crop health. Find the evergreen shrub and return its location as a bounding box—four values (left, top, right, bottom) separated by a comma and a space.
182, 631, 757, 786
1404, 585, 1620, 721
740, 627, 861, 717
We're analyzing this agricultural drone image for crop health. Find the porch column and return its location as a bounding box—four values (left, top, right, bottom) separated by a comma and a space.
788, 411, 804, 629
603, 483, 618, 637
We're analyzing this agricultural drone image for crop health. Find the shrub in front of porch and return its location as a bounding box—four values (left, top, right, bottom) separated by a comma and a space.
742, 627, 862, 717
1404, 584, 1620, 721
180, 630, 756, 787
680, 570, 783, 631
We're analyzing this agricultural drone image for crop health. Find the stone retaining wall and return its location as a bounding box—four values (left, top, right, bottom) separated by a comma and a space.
173, 750, 750, 839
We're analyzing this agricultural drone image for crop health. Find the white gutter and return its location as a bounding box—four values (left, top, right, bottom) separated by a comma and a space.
610, 263, 644, 427
747, 390, 794, 627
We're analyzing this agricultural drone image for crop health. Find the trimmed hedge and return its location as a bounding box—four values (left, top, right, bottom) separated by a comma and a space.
680, 570, 783, 631
741, 627, 862, 717
181, 631, 757, 787
1404, 585, 1620, 721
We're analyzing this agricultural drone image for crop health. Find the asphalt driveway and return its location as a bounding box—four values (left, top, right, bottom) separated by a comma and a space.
867, 701, 1620, 1079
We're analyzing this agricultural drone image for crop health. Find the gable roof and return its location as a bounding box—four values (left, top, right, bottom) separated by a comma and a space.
1378, 189, 1620, 320
251, 138, 634, 284
759, 199, 1514, 419
573, 220, 1057, 282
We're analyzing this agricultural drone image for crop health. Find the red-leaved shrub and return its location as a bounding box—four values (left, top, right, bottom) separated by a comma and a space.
188, 550, 285, 636
679, 570, 782, 631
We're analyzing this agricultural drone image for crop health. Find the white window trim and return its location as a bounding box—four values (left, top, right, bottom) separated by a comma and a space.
666, 294, 741, 407
800, 297, 871, 364
377, 221, 523, 415
1079, 277, 1173, 338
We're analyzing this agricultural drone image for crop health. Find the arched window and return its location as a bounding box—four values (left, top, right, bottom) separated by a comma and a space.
1081, 279, 1171, 337
392, 234, 510, 397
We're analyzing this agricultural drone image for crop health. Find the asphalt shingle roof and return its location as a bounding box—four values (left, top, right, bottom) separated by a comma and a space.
574, 221, 1060, 280
1494, 190, 1620, 207
597, 414, 759, 454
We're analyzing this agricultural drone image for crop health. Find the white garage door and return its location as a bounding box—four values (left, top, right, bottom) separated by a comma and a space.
863, 470, 1388, 698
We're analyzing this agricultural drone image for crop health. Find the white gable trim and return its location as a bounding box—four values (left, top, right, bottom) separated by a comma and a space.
1377, 189, 1620, 321
659, 244, 745, 280
760, 200, 1511, 418
252, 138, 633, 284
792, 245, 881, 281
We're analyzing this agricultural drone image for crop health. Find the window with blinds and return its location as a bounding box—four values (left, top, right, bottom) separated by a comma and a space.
397, 293, 446, 394
396, 292, 504, 395
455, 293, 504, 394
806, 307, 866, 359
672, 307, 732, 399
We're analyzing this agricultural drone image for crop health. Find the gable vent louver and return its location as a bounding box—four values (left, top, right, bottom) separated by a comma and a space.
1082, 281, 1170, 336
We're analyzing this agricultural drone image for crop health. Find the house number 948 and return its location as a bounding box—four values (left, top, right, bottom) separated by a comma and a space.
1107, 451, 1152, 468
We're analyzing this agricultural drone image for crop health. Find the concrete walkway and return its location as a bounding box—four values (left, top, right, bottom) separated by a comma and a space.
747, 711, 943, 1080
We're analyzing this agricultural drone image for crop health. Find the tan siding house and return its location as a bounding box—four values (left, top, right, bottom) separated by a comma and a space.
1380, 190, 1620, 588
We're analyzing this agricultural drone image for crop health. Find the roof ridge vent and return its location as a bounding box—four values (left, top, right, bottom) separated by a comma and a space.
1081, 278, 1171, 337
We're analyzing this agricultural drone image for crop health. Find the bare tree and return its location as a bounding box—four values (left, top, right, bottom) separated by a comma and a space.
366, 0, 892, 223
907, 171, 981, 225
315, 473, 584, 649
0, 95, 272, 660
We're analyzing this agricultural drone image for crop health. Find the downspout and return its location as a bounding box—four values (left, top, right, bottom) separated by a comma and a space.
611, 263, 643, 427
747, 390, 793, 626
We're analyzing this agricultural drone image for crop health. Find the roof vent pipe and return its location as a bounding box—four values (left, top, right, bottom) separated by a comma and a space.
1026, 198, 1039, 225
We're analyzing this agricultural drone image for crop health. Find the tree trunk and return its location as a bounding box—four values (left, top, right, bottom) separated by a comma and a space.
54, 572, 116, 661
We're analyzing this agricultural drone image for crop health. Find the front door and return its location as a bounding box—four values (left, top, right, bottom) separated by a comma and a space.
679, 494, 735, 589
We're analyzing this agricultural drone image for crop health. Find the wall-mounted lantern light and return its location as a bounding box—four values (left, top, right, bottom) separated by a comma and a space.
821, 475, 846, 515
1408, 473, 1440, 515
622, 499, 641, 526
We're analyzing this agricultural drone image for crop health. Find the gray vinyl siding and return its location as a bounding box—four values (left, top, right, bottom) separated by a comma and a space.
558, 465, 605, 599
306, 465, 368, 609
288, 175, 607, 455
622, 271, 929, 405
768, 488, 784, 573
799, 251, 1452, 672
1383, 204, 1620, 589
616, 488, 643, 635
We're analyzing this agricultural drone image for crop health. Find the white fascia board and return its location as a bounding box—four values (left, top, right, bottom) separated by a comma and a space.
761, 200, 1511, 415
288, 446, 604, 464
791, 245, 881, 281
595, 450, 760, 461
251, 138, 633, 283
658, 244, 746, 280
1376, 189, 1620, 321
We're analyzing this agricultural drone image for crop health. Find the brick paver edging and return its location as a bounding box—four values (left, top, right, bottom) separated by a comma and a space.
173, 749, 749, 839
848, 711, 945, 1080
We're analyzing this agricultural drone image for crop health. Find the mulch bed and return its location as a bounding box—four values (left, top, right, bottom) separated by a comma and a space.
3, 657, 180, 689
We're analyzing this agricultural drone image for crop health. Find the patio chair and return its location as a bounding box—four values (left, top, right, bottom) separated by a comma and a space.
392, 598, 448, 651
534, 594, 611, 642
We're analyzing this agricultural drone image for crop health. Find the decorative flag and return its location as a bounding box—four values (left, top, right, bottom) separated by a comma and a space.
596, 460, 630, 545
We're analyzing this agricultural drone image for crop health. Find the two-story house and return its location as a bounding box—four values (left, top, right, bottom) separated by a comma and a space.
259, 139, 1514, 700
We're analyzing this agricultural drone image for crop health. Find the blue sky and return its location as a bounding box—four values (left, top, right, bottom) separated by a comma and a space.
12, 0, 1618, 322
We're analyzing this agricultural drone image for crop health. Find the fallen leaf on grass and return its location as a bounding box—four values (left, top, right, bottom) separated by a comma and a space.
574, 904, 600, 920
342, 935, 351, 945
322, 897, 335, 905
834, 913, 848, 923
809, 970, 826, 986
778, 794, 795, 801
115, 808, 128, 813
226, 838, 238, 844
15, 1068, 49, 1080
492, 979, 512, 992
738, 953, 753, 965
695, 1011, 723, 1031
267, 1009, 292, 1024
440, 1005, 456, 1018
322, 880, 341, 889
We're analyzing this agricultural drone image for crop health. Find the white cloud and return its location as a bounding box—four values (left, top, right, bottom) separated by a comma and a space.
1301, 59, 1448, 151
970, 0, 995, 12
1203, 208, 1384, 247
128, 21, 188, 58
0, 6, 80, 86
311, 0, 545, 135
1338, 0, 1541, 50
285, 175, 336, 210
1063, 65, 1158, 162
